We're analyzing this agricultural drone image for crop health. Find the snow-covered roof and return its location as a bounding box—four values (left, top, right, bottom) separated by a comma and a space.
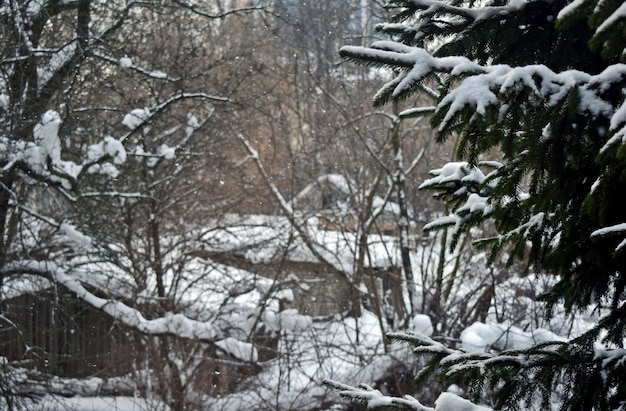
201, 213, 401, 272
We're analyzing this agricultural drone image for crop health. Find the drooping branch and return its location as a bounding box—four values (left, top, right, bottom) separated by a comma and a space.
3, 260, 223, 342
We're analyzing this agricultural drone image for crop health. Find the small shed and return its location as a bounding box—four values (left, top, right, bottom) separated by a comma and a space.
199, 213, 407, 319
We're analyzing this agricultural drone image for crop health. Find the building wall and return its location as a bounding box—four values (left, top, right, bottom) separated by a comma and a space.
1, 290, 133, 379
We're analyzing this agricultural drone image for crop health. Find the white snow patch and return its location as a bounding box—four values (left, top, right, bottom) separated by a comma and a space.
118, 57, 133, 68
591, 223, 626, 238
461, 321, 566, 352
595, 2, 626, 35
103, 136, 127, 164
216, 337, 258, 362
262, 309, 281, 332
186, 114, 200, 137
279, 309, 312, 331
411, 314, 434, 336
158, 144, 176, 160
149, 70, 168, 79
122, 108, 150, 130
556, 0, 587, 21
0, 93, 9, 110
275, 288, 294, 302
59, 223, 92, 249
33, 110, 62, 161
435, 392, 492, 411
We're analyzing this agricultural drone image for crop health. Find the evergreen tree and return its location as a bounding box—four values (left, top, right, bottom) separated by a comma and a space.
327, 0, 626, 409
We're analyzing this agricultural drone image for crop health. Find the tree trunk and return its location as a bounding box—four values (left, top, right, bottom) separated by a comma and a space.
391, 103, 416, 320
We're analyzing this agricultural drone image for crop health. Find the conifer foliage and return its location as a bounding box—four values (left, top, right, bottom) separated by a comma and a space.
329, 0, 626, 409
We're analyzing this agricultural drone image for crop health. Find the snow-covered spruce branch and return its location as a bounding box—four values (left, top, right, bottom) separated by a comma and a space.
382, 0, 537, 36
418, 161, 494, 247
399, 107, 437, 119
478, 210, 553, 250
341, 41, 626, 134
324, 379, 436, 411
387, 329, 624, 390
386, 332, 458, 357
340, 41, 477, 105
340, 41, 451, 71
436, 342, 571, 381
590, 222, 626, 253
324, 378, 493, 411
416, 157, 557, 255
419, 162, 489, 196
